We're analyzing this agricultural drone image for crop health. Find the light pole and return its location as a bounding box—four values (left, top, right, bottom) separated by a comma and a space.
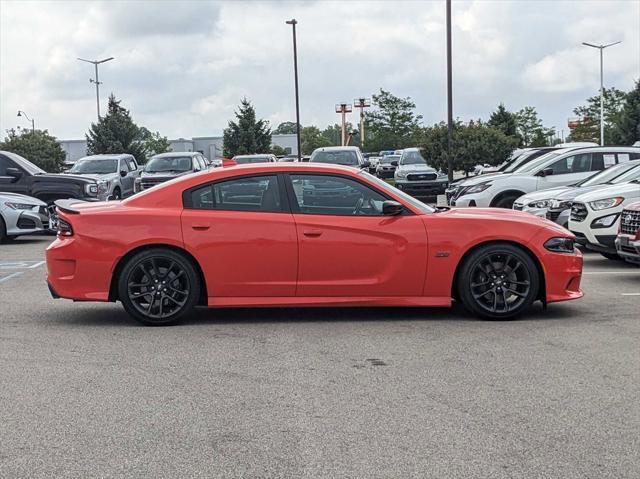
446, 0, 454, 182
335, 103, 352, 146
354, 98, 371, 150
581, 41, 621, 146
285, 19, 302, 161
16, 110, 35, 133
77, 56, 114, 120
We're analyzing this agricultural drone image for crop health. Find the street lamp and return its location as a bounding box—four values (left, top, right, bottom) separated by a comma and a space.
285, 19, 302, 161
581, 41, 621, 146
335, 103, 352, 146
354, 98, 371, 150
446, 0, 454, 182
16, 110, 34, 133
77, 56, 115, 120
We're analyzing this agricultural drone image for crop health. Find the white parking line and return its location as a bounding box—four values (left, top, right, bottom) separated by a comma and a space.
0, 260, 45, 270
621, 293, 640, 296
583, 271, 639, 275
0, 272, 23, 284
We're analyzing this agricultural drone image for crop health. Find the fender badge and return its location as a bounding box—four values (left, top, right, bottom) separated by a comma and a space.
435, 251, 450, 257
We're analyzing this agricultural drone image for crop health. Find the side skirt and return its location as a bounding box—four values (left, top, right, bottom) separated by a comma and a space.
207, 296, 452, 308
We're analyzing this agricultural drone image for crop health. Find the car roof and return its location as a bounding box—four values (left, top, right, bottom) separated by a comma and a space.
233, 154, 274, 157
151, 152, 200, 159
77, 154, 132, 161
312, 146, 360, 152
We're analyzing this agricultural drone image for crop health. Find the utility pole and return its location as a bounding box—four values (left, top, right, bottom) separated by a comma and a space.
77, 56, 114, 120
335, 103, 352, 146
446, 0, 454, 182
285, 19, 302, 161
16, 110, 35, 133
581, 41, 621, 146
354, 98, 371, 150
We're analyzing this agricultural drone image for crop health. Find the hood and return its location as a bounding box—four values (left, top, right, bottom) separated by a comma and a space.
0, 192, 47, 206
397, 163, 438, 173
443, 207, 569, 236
516, 186, 573, 204
552, 184, 615, 201
573, 182, 640, 203
64, 172, 118, 182
455, 172, 512, 187
140, 170, 192, 178
35, 172, 96, 184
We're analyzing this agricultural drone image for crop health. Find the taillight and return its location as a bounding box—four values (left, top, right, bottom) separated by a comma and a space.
57, 218, 74, 237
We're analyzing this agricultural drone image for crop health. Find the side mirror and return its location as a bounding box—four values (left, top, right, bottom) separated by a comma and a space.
391, 160, 398, 167
382, 200, 403, 216
120, 170, 127, 177
361, 160, 370, 168
6, 167, 23, 182
540, 168, 554, 177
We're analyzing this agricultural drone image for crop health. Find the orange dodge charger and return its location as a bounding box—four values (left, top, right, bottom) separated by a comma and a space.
46, 163, 583, 325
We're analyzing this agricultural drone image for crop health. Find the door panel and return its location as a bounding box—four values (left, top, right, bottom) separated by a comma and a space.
294, 214, 428, 297
182, 210, 298, 297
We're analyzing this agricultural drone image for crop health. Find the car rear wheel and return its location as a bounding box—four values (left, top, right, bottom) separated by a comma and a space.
458, 243, 539, 320
118, 248, 200, 326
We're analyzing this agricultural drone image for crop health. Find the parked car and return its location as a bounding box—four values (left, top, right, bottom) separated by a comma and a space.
47, 163, 583, 326
446, 147, 560, 203
516, 160, 640, 224
0, 192, 49, 242
0, 150, 111, 211
615, 201, 640, 265
232, 154, 278, 164
569, 177, 640, 259
309, 146, 369, 169
376, 154, 400, 178
66, 154, 140, 200
368, 156, 382, 174
135, 152, 209, 192
393, 148, 448, 199
452, 147, 640, 209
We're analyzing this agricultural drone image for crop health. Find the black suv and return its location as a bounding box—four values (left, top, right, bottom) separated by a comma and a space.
135, 152, 209, 192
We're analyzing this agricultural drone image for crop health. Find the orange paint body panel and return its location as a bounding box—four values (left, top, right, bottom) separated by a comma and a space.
46, 163, 583, 312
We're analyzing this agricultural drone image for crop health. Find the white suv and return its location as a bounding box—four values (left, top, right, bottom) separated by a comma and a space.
450, 147, 640, 209
569, 179, 640, 259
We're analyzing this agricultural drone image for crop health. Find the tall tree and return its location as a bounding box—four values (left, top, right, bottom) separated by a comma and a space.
488, 103, 519, 141
273, 121, 300, 135
321, 123, 352, 146
139, 128, 171, 161
364, 89, 423, 151
223, 98, 272, 157
568, 87, 627, 144
300, 126, 331, 155
515, 106, 553, 147
86, 94, 147, 163
0, 129, 66, 172
610, 81, 640, 145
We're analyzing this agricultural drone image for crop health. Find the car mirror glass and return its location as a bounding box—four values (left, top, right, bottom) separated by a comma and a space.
382, 200, 403, 215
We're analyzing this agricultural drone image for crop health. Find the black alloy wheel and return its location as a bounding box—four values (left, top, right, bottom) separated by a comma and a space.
118, 248, 200, 326
458, 243, 539, 319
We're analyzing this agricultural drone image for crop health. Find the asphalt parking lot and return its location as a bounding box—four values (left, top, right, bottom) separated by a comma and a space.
1, 236, 639, 479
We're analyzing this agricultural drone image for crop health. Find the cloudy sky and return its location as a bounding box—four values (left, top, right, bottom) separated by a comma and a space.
1, 0, 638, 141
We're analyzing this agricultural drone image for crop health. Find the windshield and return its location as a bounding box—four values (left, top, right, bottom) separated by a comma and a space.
380, 155, 400, 164
69, 159, 118, 174
610, 164, 640, 184
311, 151, 359, 166
578, 162, 640, 186
400, 150, 426, 165
145, 156, 192, 173
515, 151, 563, 174
233, 156, 271, 164
358, 170, 435, 213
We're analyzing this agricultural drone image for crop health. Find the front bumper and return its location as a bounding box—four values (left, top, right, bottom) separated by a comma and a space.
5, 208, 49, 236
615, 234, 640, 265
395, 180, 448, 198
569, 215, 619, 254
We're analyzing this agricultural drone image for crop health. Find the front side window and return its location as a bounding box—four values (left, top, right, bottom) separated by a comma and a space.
0, 156, 19, 176
289, 174, 388, 216
545, 153, 592, 175
127, 159, 138, 171
189, 175, 281, 212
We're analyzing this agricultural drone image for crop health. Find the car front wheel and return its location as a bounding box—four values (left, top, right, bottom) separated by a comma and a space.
458, 243, 539, 320
118, 248, 200, 326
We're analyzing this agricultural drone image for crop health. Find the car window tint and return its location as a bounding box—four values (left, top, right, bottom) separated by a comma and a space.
590, 153, 604, 171
548, 153, 592, 175
289, 174, 388, 216
0, 156, 18, 176
190, 175, 281, 212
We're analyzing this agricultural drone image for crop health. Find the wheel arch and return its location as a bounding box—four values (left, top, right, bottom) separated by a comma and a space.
451, 240, 546, 305
489, 189, 526, 207
108, 243, 208, 305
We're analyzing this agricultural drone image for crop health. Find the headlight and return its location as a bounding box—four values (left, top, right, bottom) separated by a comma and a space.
544, 237, 576, 253
550, 199, 572, 209
464, 182, 492, 194
588, 197, 624, 211
528, 199, 551, 209
395, 171, 407, 179
85, 183, 98, 196
591, 213, 619, 229
4, 202, 35, 210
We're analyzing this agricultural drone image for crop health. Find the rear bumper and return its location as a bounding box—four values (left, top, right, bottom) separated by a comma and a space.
615, 235, 640, 264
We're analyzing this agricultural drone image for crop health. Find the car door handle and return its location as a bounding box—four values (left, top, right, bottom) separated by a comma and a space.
303, 229, 323, 237
191, 223, 210, 231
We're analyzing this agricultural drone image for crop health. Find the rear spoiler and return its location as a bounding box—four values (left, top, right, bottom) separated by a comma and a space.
54, 199, 85, 215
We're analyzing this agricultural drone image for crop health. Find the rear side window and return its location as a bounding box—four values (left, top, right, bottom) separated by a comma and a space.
188, 175, 282, 212
590, 153, 604, 171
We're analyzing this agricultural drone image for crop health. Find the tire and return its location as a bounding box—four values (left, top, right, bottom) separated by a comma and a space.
457, 243, 539, 320
117, 248, 200, 326
493, 194, 520, 209
0, 216, 6, 243
600, 252, 622, 260
112, 188, 121, 200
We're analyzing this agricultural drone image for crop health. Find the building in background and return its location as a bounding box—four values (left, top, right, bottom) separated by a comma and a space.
59, 134, 298, 163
